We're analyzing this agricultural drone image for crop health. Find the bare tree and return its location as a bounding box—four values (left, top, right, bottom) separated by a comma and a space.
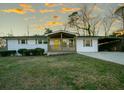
44, 28, 52, 34
67, 4, 101, 36
67, 12, 80, 35
102, 9, 115, 36
0, 38, 6, 48
114, 6, 124, 29
90, 16, 102, 36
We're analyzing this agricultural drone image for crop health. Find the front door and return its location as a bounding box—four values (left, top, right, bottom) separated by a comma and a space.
54, 39, 60, 49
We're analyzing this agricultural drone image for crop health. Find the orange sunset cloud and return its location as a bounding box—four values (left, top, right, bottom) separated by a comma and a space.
19, 4, 32, 9
0, 8, 25, 14
60, 8, 81, 13
34, 21, 63, 30
53, 15, 60, 20
39, 8, 81, 14
40, 9, 55, 13
36, 25, 44, 30
44, 3, 57, 7
44, 21, 63, 27
19, 3, 35, 13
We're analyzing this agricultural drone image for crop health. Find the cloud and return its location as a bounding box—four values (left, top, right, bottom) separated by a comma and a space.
19, 3, 35, 13
60, 8, 81, 13
24, 8, 35, 13
0, 8, 25, 14
44, 3, 57, 7
32, 24, 45, 30
44, 21, 63, 27
0, 4, 35, 14
24, 16, 36, 21
19, 3, 32, 9
44, 3, 65, 7
36, 25, 44, 30
39, 9, 55, 13
52, 15, 60, 20
33, 21, 63, 30
39, 8, 81, 14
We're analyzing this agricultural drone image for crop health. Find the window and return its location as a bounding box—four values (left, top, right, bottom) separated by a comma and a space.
38, 39, 42, 44
35, 39, 42, 44
62, 39, 67, 47
43, 40, 48, 44
35, 39, 48, 44
69, 39, 74, 47
18, 39, 27, 44
83, 39, 92, 47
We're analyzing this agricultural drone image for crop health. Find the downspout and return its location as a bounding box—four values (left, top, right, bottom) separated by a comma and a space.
6, 39, 8, 50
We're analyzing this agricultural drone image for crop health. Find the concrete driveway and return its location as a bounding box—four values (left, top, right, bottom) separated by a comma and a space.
79, 52, 124, 65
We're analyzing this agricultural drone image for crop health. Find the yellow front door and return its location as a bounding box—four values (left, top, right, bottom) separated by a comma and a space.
54, 39, 60, 49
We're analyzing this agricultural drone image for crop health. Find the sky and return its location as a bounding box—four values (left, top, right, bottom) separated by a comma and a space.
0, 3, 122, 36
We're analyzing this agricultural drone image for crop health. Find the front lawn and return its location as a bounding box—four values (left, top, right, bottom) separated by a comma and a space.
0, 54, 124, 89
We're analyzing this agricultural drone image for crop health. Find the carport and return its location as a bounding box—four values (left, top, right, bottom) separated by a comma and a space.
98, 37, 122, 51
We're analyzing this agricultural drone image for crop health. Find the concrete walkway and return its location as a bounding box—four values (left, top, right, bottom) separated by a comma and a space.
79, 52, 124, 65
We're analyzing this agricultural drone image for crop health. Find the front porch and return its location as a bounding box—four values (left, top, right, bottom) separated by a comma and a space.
46, 30, 76, 55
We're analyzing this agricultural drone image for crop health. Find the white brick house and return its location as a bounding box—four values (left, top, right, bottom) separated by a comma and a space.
3, 30, 99, 55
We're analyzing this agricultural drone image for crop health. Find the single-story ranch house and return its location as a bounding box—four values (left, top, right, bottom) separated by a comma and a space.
1, 30, 123, 55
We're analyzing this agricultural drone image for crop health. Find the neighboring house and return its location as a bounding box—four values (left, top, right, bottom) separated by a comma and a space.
113, 29, 124, 37
2, 30, 122, 55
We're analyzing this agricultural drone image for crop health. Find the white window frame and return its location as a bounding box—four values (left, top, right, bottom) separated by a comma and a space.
35, 39, 43, 44
43, 40, 48, 44
18, 39, 27, 44
83, 39, 92, 47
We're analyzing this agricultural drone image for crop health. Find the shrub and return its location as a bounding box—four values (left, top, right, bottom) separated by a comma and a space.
18, 48, 27, 56
121, 45, 124, 51
18, 48, 45, 56
9, 50, 16, 56
25, 49, 35, 56
0, 51, 9, 57
0, 50, 16, 57
34, 48, 45, 56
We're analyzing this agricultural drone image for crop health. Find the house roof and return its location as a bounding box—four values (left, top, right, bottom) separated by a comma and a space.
77, 36, 101, 38
78, 36, 123, 38
0, 35, 46, 40
0, 35, 122, 40
45, 30, 76, 36
113, 29, 124, 36
0, 29, 123, 40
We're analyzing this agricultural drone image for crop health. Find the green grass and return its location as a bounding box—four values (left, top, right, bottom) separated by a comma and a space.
0, 54, 124, 90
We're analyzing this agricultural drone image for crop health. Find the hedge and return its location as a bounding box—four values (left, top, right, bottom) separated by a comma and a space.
18, 48, 45, 56
0, 50, 16, 57
34, 48, 44, 56
18, 48, 27, 56
121, 45, 124, 51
